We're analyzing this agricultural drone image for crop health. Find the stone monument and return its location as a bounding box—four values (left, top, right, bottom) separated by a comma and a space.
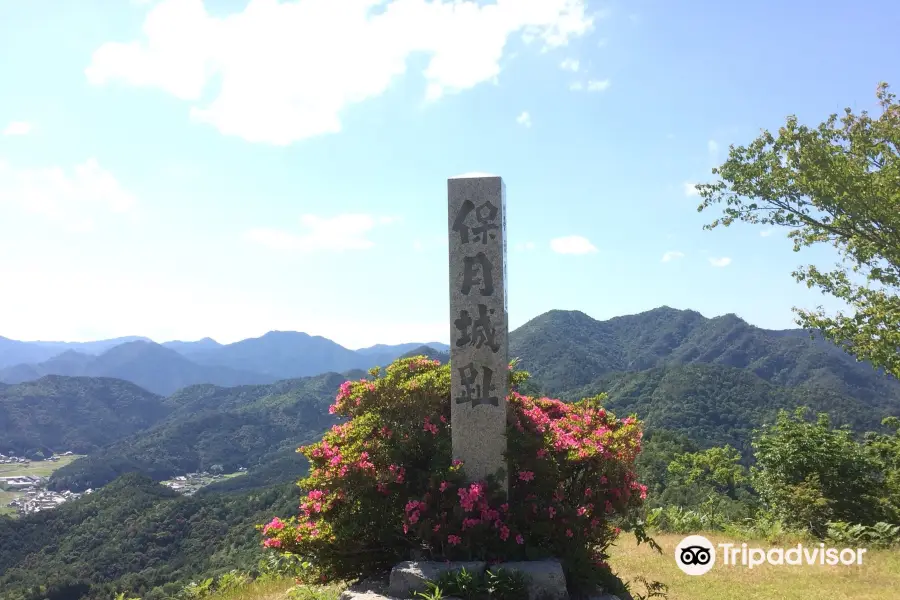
447, 173, 509, 491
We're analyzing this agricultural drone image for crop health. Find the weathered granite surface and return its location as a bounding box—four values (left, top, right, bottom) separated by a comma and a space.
489, 558, 568, 600
447, 174, 509, 489
388, 560, 487, 598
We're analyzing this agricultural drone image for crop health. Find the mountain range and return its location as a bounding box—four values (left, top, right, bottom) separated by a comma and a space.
3, 305, 900, 599
0, 334, 449, 396
0, 306, 897, 491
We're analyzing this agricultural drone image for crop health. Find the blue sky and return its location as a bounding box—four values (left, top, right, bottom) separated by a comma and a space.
0, 0, 897, 348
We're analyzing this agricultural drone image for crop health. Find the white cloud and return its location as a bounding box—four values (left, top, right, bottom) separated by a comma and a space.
515, 241, 536, 251
86, 0, 595, 145
760, 228, 775, 237
569, 79, 609, 92
707, 139, 719, 156
0, 157, 137, 231
683, 182, 699, 197
3, 121, 32, 136
516, 111, 532, 127
560, 57, 580, 71
550, 235, 597, 255
245, 213, 394, 253
661, 250, 684, 263
708, 256, 732, 267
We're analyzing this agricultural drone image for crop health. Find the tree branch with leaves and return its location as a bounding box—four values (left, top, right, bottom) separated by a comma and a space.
697, 82, 900, 377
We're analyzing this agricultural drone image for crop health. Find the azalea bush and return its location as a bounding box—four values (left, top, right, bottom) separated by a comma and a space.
259, 356, 650, 592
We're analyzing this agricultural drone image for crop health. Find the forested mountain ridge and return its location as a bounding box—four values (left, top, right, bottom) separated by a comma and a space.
0, 474, 299, 600
567, 363, 895, 453
47, 372, 345, 492
508, 307, 900, 405
0, 376, 168, 455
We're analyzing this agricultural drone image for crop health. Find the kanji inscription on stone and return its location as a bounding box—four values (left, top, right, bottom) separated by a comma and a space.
448, 174, 509, 491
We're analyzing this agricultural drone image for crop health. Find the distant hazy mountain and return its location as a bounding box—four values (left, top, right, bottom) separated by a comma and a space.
0, 341, 275, 396
0, 332, 449, 385
186, 332, 448, 380
161, 337, 223, 355
0, 336, 153, 368
356, 342, 450, 356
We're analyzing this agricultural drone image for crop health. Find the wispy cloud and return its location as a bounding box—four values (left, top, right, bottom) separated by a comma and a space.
245, 214, 394, 253
586, 79, 611, 92
569, 79, 611, 93
760, 228, 775, 237
3, 121, 32, 136
708, 257, 732, 267
560, 58, 580, 72
0, 157, 137, 232
516, 111, 532, 128
661, 250, 685, 263
683, 182, 699, 197
550, 235, 597, 255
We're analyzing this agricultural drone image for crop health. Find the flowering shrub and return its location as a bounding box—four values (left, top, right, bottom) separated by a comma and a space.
259, 356, 648, 590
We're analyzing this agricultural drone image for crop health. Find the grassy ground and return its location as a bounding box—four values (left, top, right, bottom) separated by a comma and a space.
0, 490, 17, 516
0, 455, 84, 477
204, 580, 346, 600
608, 533, 900, 600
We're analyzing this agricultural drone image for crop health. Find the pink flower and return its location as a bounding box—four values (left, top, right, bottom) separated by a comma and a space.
536, 448, 548, 458
499, 525, 510, 541
263, 517, 285, 534
548, 507, 556, 519
440, 481, 450, 492
518, 471, 535, 482
433, 524, 441, 532
566, 529, 574, 538
448, 535, 462, 546
452, 459, 463, 467
263, 538, 282, 548
516, 534, 524, 545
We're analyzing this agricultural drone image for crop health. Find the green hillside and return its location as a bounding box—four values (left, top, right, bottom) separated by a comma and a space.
0, 474, 298, 600
48, 373, 343, 492
0, 376, 168, 456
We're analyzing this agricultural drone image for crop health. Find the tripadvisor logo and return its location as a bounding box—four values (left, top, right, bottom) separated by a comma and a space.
675, 535, 868, 575
675, 535, 716, 575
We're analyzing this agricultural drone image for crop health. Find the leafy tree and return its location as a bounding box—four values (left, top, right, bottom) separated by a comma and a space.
751, 407, 887, 535
696, 83, 900, 378
667, 445, 747, 499
864, 416, 900, 520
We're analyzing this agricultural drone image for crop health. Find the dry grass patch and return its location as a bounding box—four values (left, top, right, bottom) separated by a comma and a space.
608, 533, 900, 600
0, 455, 84, 477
